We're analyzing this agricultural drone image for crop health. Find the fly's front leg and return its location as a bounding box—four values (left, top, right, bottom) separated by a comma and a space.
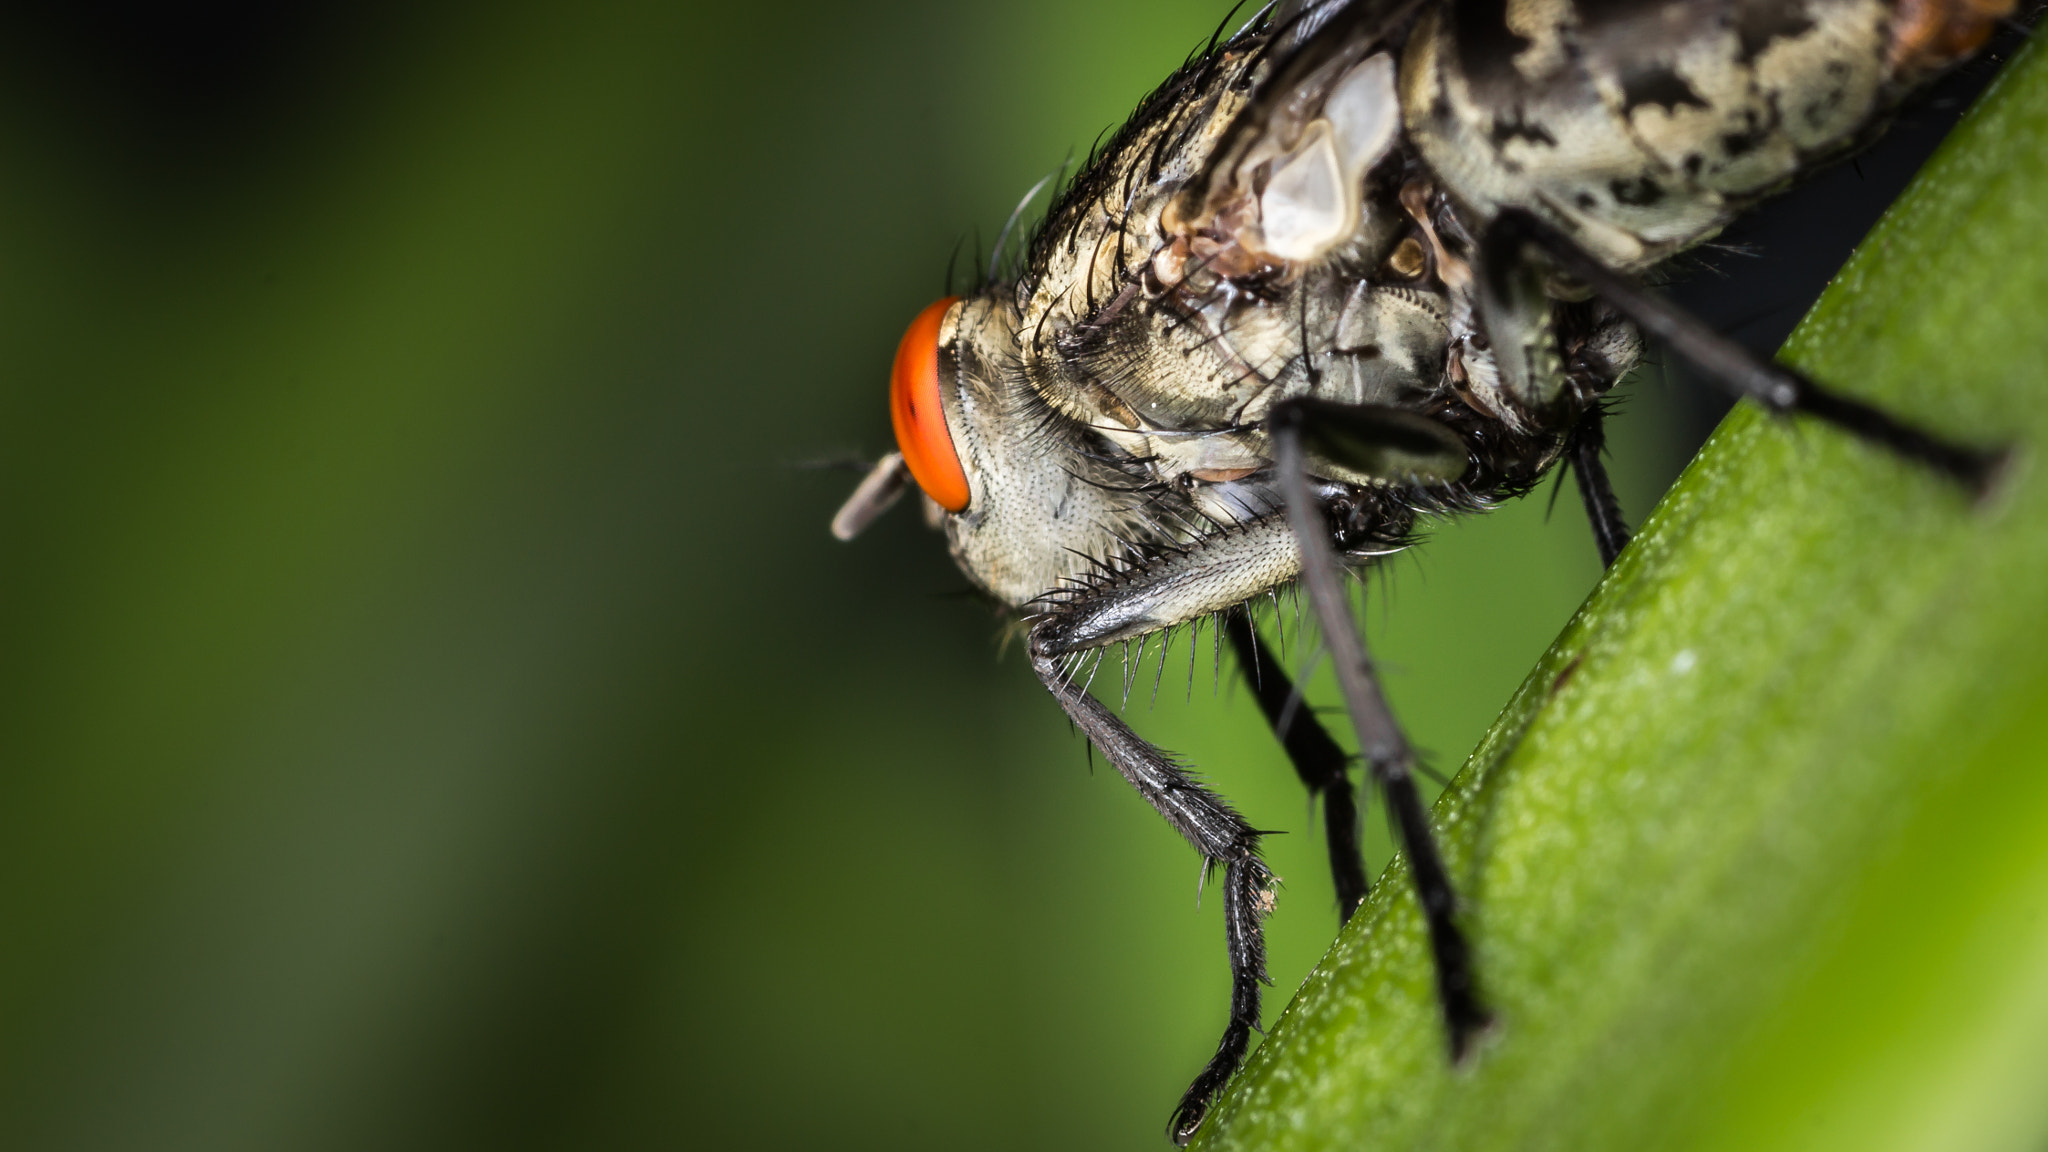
1568, 406, 1631, 568
1028, 517, 1305, 1144
1484, 208, 2008, 496
1268, 401, 1494, 1062
1030, 644, 1272, 1145
1223, 613, 1370, 921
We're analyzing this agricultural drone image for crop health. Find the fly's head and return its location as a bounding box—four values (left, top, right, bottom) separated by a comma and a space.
935, 295, 1170, 609
834, 291, 1165, 610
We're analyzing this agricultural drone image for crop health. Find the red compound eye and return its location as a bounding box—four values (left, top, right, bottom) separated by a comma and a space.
889, 296, 969, 513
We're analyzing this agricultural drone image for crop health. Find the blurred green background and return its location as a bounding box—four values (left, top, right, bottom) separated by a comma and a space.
0, 2, 1928, 1148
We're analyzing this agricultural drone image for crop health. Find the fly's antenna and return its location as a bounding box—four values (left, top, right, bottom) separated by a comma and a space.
988, 168, 1060, 287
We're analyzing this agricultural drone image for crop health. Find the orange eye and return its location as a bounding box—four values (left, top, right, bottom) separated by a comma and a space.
889, 296, 970, 513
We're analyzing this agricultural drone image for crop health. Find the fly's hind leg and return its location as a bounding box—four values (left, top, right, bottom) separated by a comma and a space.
1484, 208, 2008, 496
1568, 405, 1631, 568
1224, 613, 1371, 921
1267, 401, 1494, 1062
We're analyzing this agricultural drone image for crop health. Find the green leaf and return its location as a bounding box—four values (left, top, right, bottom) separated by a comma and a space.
1196, 37, 2048, 1152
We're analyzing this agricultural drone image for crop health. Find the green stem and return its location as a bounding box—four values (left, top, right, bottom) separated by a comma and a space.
1197, 37, 2048, 1152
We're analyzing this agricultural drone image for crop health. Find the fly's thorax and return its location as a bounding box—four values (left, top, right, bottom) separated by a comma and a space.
1017, 252, 1466, 522
1401, 0, 2010, 272
1015, 37, 1446, 426
993, 36, 1473, 539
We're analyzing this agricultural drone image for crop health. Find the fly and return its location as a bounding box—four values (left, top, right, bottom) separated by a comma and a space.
833, 0, 2016, 1142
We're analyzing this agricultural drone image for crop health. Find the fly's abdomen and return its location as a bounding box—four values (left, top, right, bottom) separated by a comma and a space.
1403, 0, 2014, 269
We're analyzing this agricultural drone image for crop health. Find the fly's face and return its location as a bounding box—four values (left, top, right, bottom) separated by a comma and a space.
914, 294, 1161, 608
864, 287, 1259, 612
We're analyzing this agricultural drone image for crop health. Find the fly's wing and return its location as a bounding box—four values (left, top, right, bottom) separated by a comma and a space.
1291, 398, 1468, 486
1169, 0, 1428, 242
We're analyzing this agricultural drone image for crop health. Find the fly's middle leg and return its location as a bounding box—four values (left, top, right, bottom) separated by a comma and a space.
1270, 400, 1494, 1062
1224, 612, 1371, 921
1568, 405, 1632, 568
